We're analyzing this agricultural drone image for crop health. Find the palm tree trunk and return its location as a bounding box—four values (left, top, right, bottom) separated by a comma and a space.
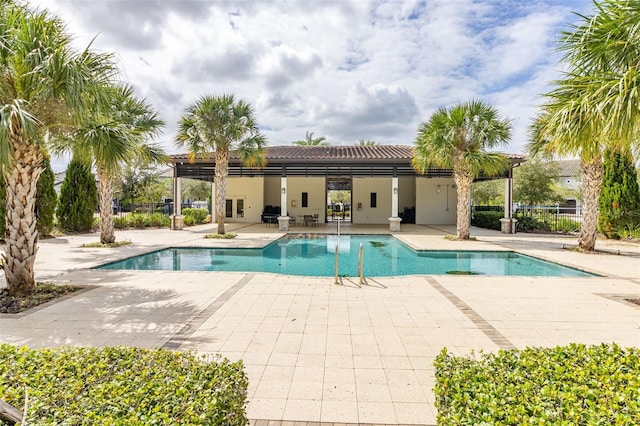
97, 167, 116, 244
453, 166, 474, 240
215, 149, 228, 234
3, 129, 43, 297
578, 157, 603, 251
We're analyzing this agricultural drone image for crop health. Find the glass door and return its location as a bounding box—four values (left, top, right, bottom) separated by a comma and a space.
224, 198, 245, 222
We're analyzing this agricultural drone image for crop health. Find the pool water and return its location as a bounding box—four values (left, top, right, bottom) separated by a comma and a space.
98, 235, 595, 277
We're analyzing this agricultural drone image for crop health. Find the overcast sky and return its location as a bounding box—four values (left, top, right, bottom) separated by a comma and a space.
31, 0, 591, 170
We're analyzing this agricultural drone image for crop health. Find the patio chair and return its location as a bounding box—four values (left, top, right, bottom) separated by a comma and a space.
312, 214, 319, 227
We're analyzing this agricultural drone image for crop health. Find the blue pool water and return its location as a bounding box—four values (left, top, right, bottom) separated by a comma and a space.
98, 235, 594, 277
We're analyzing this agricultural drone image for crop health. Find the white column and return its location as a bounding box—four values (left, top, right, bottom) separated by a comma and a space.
391, 176, 399, 217
175, 177, 182, 216
504, 177, 512, 219
281, 176, 288, 217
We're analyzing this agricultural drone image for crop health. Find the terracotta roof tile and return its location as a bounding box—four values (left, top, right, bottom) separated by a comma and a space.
172, 145, 525, 162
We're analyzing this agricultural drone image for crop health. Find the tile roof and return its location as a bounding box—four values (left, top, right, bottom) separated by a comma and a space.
172, 145, 525, 162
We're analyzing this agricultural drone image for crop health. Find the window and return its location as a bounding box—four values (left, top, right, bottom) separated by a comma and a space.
370, 192, 377, 208
302, 192, 308, 208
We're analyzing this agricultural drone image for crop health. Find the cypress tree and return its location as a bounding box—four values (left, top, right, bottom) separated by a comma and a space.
598, 148, 640, 238
57, 157, 98, 232
36, 156, 58, 236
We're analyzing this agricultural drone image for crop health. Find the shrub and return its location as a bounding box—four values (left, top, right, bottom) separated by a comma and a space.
434, 343, 640, 425
0, 345, 248, 425
552, 217, 581, 233
183, 207, 208, 226
57, 158, 98, 232
515, 214, 550, 232
471, 211, 503, 230
113, 213, 169, 229
36, 156, 57, 236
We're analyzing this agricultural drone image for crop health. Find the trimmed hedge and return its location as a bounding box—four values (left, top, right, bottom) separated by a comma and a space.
183, 208, 209, 226
113, 213, 170, 228
0, 345, 248, 425
435, 343, 640, 425
471, 210, 503, 230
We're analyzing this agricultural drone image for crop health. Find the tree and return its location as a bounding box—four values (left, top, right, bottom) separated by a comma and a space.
530, 1, 640, 251
412, 100, 512, 239
54, 85, 166, 244
513, 159, 561, 205
598, 147, 640, 238
57, 156, 98, 232
357, 139, 378, 146
472, 180, 503, 206
294, 131, 328, 146
176, 94, 266, 234
182, 179, 211, 202
35, 155, 57, 236
0, 2, 114, 296
117, 162, 168, 205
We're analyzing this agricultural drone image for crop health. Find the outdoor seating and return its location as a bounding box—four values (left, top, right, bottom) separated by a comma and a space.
303, 215, 313, 226
312, 214, 319, 227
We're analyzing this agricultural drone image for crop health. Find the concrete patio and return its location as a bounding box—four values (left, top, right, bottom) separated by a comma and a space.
1, 223, 639, 425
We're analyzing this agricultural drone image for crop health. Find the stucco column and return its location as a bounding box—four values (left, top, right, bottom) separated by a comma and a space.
500, 166, 517, 233
171, 168, 184, 230
388, 174, 401, 232
278, 175, 290, 231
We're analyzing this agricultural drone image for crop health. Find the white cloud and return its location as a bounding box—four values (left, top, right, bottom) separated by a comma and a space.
30, 0, 593, 169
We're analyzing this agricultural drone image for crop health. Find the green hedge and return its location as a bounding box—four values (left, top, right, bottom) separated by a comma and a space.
471, 210, 503, 230
183, 208, 209, 226
0, 345, 248, 425
113, 213, 170, 228
434, 343, 640, 425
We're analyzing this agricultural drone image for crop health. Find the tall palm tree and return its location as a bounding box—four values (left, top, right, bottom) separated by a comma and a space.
0, 2, 115, 297
357, 139, 378, 146
529, 0, 640, 251
176, 94, 266, 234
294, 131, 328, 146
52, 85, 166, 244
412, 100, 512, 239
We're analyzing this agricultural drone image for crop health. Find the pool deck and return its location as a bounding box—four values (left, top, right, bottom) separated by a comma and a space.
1, 223, 639, 425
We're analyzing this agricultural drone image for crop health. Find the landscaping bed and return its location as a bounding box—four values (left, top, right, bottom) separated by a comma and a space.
0, 345, 248, 425
0, 283, 80, 314
435, 343, 640, 424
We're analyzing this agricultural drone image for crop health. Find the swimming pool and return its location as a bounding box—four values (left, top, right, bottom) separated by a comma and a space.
98, 235, 595, 277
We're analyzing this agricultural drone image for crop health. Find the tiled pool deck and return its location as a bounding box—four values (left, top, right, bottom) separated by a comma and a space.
1, 223, 639, 425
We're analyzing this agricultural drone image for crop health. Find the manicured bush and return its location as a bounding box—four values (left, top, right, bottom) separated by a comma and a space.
113, 213, 170, 228
57, 158, 98, 232
183, 207, 208, 226
515, 214, 550, 232
598, 147, 640, 238
471, 210, 503, 230
0, 345, 248, 425
434, 343, 640, 425
35, 156, 57, 236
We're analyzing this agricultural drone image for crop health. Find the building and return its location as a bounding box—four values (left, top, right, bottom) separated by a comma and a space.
171, 145, 524, 232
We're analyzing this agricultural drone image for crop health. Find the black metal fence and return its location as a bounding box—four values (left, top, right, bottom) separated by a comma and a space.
112, 202, 194, 217
473, 205, 583, 233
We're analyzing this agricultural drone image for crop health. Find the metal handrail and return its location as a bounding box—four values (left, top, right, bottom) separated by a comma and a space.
358, 243, 364, 286
334, 243, 339, 285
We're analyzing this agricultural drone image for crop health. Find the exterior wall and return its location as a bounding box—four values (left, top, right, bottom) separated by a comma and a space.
352, 177, 393, 224
415, 177, 457, 225
224, 177, 265, 222
398, 176, 416, 214
264, 177, 281, 207
286, 177, 326, 222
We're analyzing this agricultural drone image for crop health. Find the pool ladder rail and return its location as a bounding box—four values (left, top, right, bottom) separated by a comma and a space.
333, 241, 364, 287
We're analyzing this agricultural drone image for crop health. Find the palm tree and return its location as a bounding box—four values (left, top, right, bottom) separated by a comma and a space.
294, 131, 328, 146
357, 139, 378, 146
529, 0, 640, 251
412, 100, 512, 239
176, 94, 266, 234
53, 85, 166, 244
0, 2, 115, 297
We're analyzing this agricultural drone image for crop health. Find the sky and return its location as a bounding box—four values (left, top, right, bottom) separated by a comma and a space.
30, 0, 592, 171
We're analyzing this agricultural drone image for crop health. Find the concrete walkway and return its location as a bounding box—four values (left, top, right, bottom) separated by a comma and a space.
1, 223, 639, 425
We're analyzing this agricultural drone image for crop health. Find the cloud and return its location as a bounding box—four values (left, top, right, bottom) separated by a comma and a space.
315, 82, 419, 143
